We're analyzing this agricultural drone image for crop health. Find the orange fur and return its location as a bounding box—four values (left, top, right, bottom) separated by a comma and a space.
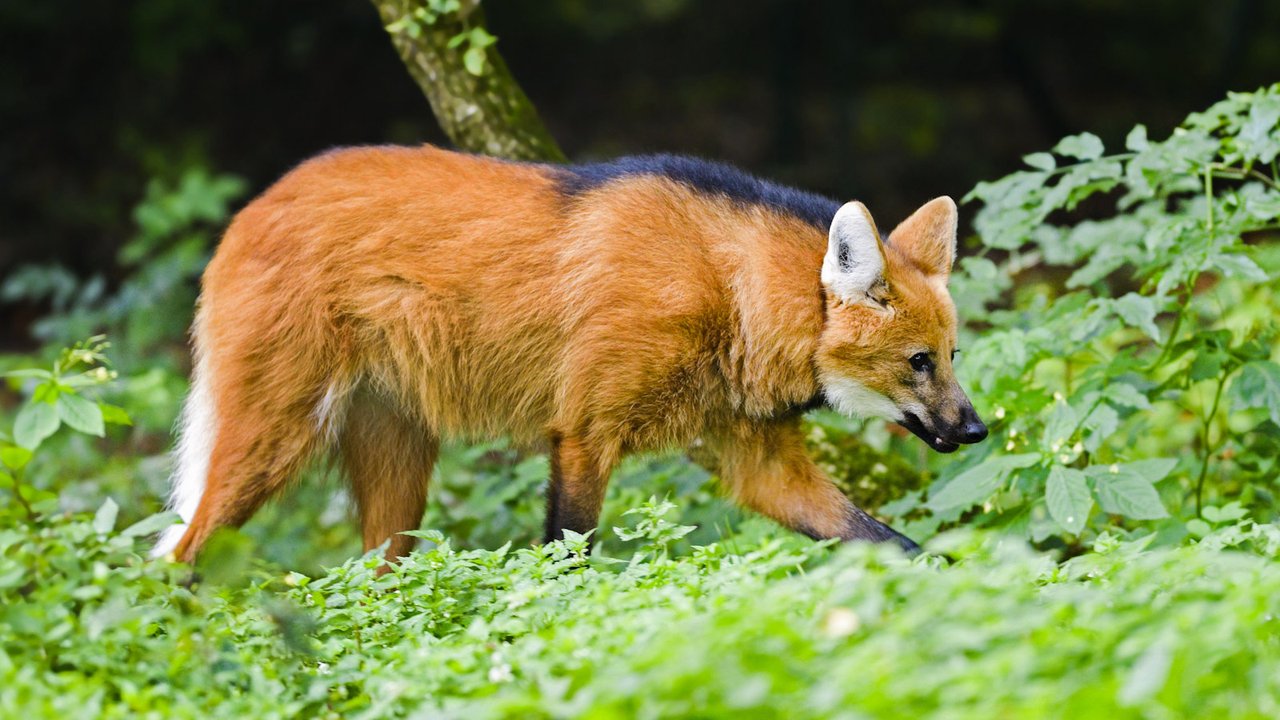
167, 144, 983, 564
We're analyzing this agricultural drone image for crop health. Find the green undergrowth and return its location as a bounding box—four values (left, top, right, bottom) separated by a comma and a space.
4, 86, 1280, 720
4, 500, 1280, 719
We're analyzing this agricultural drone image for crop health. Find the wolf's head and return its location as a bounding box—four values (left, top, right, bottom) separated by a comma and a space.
816, 197, 987, 453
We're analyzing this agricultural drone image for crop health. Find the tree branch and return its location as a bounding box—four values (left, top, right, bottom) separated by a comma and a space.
371, 0, 566, 162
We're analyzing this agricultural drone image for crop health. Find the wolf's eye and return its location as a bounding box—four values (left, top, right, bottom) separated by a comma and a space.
909, 352, 934, 373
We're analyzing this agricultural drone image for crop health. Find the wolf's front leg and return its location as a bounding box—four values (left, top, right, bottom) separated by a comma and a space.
544, 433, 616, 545
713, 418, 919, 553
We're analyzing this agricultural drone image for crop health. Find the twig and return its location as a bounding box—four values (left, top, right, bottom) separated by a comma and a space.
1194, 373, 1227, 517
9, 474, 37, 522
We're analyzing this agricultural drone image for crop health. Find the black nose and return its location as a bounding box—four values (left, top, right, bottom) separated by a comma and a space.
957, 419, 988, 444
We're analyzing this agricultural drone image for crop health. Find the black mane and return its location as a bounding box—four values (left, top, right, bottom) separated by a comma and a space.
558, 154, 841, 231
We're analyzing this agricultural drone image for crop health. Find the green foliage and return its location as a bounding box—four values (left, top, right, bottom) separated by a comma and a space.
384, 1, 498, 77
1, 168, 244, 555
1, 337, 132, 522
883, 85, 1280, 547
806, 411, 928, 511
3, 87, 1280, 718
4, 499, 1280, 718
2, 167, 245, 374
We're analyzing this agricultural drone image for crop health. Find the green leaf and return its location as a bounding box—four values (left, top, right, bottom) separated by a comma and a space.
93, 498, 119, 534
1211, 253, 1268, 282
0, 368, 53, 380
1185, 518, 1211, 538
1237, 94, 1280, 163
1045, 466, 1092, 534
1041, 399, 1080, 450
1088, 460, 1174, 519
121, 511, 182, 538
1081, 404, 1120, 453
1189, 348, 1227, 382
1118, 636, 1173, 706
0, 445, 32, 471
1103, 383, 1152, 410
926, 454, 1039, 515
463, 46, 487, 76
1118, 458, 1178, 483
1201, 502, 1248, 523
14, 401, 60, 450
1023, 152, 1056, 171
99, 403, 132, 426
1112, 293, 1161, 341
1124, 124, 1149, 151
1231, 361, 1280, 426
1054, 132, 1105, 160
468, 26, 496, 49
58, 393, 105, 437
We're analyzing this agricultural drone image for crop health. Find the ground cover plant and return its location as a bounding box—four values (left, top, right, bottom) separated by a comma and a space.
1, 86, 1278, 718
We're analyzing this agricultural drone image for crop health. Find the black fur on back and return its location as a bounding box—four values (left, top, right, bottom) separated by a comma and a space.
557, 154, 842, 231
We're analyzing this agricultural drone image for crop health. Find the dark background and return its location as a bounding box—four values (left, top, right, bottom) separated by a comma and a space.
2, 0, 1277, 347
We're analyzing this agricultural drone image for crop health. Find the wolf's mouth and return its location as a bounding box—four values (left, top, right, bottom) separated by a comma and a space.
900, 412, 961, 453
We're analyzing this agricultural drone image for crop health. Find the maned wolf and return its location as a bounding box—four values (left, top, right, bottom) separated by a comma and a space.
153, 146, 987, 564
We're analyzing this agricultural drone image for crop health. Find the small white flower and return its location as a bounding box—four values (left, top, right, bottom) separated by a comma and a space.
488, 652, 514, 683
822, 608, 860, 638
995, 406, 1006, 420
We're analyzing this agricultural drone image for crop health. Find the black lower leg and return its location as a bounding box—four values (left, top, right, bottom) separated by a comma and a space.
842, 505, 921, 555
542, 435, 606, 544
543, 482, 603, 543
791, 504, 920, 555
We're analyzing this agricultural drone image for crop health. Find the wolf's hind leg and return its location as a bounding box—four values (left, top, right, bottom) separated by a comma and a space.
339, 391, 438, 564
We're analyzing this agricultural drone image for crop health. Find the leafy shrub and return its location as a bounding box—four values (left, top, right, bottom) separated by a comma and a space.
1, 338, 133, 520
3, 168, 245, 372
883, 85, 1280, 548
4, 498, 1280, 718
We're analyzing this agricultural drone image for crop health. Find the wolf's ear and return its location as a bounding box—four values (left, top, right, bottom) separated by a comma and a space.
887, 196, 957, 279
822, 201, 886, 304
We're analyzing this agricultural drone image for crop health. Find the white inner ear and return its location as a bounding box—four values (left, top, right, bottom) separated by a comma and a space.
821, 201, 885, 304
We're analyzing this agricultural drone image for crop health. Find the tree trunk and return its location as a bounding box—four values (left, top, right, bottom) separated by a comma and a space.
371, 0, 566, 162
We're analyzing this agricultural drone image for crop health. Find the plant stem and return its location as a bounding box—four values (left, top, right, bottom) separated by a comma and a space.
1194, 373, 1227, 517
1206, 163, 1280, 193
9, 474, 37, 522
1066, 394, 1107, 442
1147, 276, 1197, 371
1038, 153, 1138, 178
1204, 166, 1215, 234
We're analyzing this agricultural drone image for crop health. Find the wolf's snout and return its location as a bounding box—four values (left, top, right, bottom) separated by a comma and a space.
953, 404, 988, 444
956, 419, 988, 444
